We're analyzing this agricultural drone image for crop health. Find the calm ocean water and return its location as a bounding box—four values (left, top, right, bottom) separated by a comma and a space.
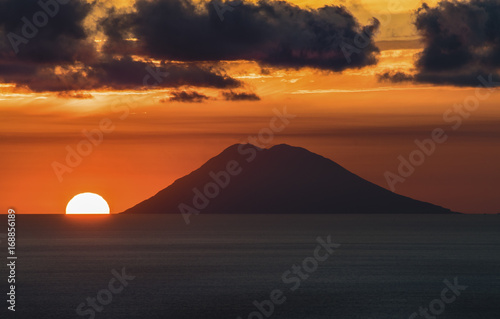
1, 214, 499, 319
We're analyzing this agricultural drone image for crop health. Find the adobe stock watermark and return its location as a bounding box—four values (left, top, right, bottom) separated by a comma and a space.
408, 277, 467, 319
384, 74, 499, 191
179, 106, 296, 225
6, 209, 17, 312
212, 0, 243, 21
76, 267, 135, 319
7, 0, 71, 54
51, 64, 169, 182
236, 235, 340, 319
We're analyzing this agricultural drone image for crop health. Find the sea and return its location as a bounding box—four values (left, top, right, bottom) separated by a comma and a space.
1, 214, 499, 319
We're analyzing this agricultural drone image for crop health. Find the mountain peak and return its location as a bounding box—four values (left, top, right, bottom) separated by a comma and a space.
122, 144, 456, 216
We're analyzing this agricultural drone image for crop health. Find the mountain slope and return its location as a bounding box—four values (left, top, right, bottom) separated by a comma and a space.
121, 144, 456, 215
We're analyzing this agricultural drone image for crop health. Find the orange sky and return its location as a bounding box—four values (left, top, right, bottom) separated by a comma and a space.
1, 0, 499, 214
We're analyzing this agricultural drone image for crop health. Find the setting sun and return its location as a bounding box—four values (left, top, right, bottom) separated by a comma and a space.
66, 193, 110, 214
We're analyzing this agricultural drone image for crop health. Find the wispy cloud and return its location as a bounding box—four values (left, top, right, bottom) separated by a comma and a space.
290, 86, 437, 94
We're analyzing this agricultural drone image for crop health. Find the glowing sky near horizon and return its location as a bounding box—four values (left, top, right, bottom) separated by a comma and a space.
1, 0, 499, 215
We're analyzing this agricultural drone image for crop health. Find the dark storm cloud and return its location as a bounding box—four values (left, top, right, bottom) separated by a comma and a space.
378, 71, 414, 83
0, 0, 380, 93
381, 0, 500, 87
0, 60, 37, 76
102, 0, 380, 71
0, 0, 95, 63
0, 0, 95, 91
0, 0, 240, 92
93, 58, 240, 90
3, 56, 241, 92
222, 91, 260, 101
166, 90, 211, 103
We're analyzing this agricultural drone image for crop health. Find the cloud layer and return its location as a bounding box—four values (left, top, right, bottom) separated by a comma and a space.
167, 90, 211, 103
104, 0, 379, 71
382, 0, 500, 87
222, 90, 260, 101
0, 0, 380, 94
